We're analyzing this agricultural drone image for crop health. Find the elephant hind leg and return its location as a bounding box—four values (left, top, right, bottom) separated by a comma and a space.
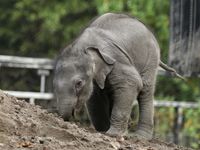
136, 79, 156, 139
86, 83, 112, 132
136, 59, 158, 139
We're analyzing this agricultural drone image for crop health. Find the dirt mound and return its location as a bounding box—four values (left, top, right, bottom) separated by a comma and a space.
0, 90, 192, 150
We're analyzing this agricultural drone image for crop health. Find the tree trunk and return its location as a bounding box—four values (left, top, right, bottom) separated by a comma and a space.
169, 0, 200, 77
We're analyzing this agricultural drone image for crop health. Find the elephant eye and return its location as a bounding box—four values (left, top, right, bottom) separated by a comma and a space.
75, 79, 84, 96
75, 80, 82, 88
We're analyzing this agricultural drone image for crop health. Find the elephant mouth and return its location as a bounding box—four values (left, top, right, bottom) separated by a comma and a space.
72, 108, 76, 118
74, 96, 84, 111
71, 97, 84, 119
73, 90, 91, 118
72, 107, 81, 119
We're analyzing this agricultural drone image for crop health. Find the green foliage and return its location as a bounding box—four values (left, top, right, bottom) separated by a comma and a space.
95, 0, 124, 13
0, 0, 97, 57
156, 77, 200, 102
154, 107, 174, 137
183, 107, 200, 149
0, 0, 169, 60
154, 106, 200, 149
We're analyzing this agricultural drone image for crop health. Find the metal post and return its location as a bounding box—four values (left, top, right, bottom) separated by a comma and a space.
40, 75, 46, 93
29, 97, 35, 105
173, 106, 183, 144
37, 69, 50, 93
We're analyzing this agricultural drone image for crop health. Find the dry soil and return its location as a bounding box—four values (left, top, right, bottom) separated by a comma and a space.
0, 90, 192, 150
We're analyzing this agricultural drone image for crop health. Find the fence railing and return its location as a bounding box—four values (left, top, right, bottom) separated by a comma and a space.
3, 91, 53, 104
0, 55, 53, 69
0, 55, 54, 103
0, 55, 198, 106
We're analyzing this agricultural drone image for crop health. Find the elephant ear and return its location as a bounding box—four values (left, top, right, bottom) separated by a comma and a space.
86, 46, 115, 89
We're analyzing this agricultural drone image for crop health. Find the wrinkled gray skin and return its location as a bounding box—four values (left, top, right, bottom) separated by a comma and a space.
53, 13, 161, 139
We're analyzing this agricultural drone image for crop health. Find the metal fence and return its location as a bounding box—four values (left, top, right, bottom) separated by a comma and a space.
0, 55, 53, 104
0, 55, 198, 106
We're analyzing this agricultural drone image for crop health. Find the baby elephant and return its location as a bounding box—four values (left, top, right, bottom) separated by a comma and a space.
53, 13, 181, 139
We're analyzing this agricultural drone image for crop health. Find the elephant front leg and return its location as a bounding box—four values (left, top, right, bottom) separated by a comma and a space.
106, 77, 141, 137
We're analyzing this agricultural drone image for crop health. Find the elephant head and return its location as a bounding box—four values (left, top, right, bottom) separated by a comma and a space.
53, 42, 115, 121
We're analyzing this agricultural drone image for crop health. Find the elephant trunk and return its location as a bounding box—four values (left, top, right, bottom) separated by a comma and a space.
57, 101, 76, 121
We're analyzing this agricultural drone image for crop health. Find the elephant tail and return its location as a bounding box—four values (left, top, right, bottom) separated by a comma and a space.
159, 61, 186, 81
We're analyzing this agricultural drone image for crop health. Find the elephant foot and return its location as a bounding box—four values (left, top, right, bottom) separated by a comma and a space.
128, 129, 153, 140
106, 127, 126, 142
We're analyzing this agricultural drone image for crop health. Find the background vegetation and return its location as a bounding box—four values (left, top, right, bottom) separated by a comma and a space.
0, 0, 199, 149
